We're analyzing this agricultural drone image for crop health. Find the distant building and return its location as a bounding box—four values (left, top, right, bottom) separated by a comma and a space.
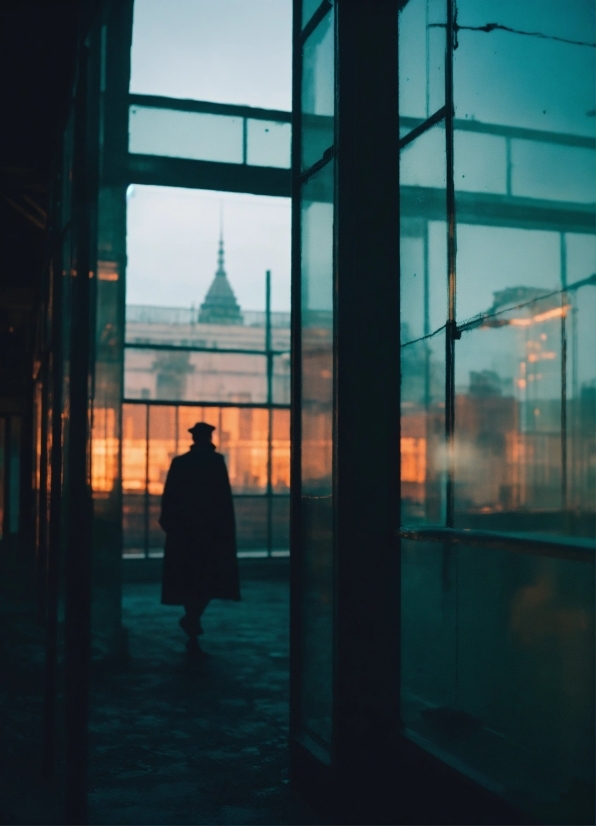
198, 231, 243, 325
124, 234, 291, 405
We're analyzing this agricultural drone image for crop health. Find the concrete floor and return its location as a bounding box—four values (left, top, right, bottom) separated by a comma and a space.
88, 574, 319, 825
0, 560, 321, 825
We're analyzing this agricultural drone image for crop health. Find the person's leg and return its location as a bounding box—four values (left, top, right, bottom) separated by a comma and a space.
180, 598, 210, 639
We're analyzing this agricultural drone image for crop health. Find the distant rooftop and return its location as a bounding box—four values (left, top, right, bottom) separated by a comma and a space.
126, 305, 291, 328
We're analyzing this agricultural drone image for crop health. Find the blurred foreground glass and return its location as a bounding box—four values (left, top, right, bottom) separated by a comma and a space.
301, 8, 334, 172
398, 0, 446, 127
300, 159, 334, 744
401, 537, 595, 822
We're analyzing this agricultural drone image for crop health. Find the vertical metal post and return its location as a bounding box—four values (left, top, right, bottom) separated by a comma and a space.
266, 270, 273, 557
144, 403, 150, 558
444, 0, 457, 528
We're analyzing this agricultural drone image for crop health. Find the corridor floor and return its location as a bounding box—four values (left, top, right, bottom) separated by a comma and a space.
88, 569, 319, 825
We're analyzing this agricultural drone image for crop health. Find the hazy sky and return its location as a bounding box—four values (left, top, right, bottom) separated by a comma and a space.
126, 186, 291, 312
130, 0, 292, 110
128, 0, 292, 309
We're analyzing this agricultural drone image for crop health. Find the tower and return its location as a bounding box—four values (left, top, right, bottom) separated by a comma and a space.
198, 228, 243, 325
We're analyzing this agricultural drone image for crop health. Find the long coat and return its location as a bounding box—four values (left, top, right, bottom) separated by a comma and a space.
159, 445, 240, 605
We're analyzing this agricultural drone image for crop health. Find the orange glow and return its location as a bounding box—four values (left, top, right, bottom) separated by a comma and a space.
122, 404, 291, 496
510, 304, 570, 326
401, 437, 427, 483
92, 408, 118, 492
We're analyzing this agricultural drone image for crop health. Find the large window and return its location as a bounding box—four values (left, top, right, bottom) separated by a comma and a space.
399, 0, 595, 819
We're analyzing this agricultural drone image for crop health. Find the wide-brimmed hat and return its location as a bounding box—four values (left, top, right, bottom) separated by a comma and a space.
188, 422, 216, 436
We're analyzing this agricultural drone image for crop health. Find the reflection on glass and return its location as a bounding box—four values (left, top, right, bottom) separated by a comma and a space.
129, 106, 244, 164
454, 283, 596, 538
510, 141, 595, 204
302, 0, 323, 28
400, 121, 446, 189
402, 539, 595, 820
301, 8, 334, 171
401, 331, 446, 526
398, 0, 446, 124
300, 161, 333, 743
456, 226, 561, 327
454, 0, 595, 136
246, 119, 291, 168
454, 131, 507, 195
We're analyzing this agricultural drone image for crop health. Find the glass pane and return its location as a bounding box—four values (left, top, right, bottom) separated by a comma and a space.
301, 8, 334, 171
300, 161, 334, 744
246, 119, 291, 168
122, 404, 147, 557
234, 495, 267, 551
147, 406, 176, 556
271, 496, 290, 551
454, 281, 596, 540
510, 141, 595, 204
272, 408, 291, 494
400, 123, 448, 344
398, 0, 446, 126
454, 131, 507, 194
302, 0, 323, 28
401, 331, 446, 526
402, 538, 595, 822
126, 186, 291, 320
129, 106, 243, 164
455, 226, 561, 328
273, 353, 291, 404
124, 348, 268, 404
454, 0, 595, 136
130, 0, 292, 111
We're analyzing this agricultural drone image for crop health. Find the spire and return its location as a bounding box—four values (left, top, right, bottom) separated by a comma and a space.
198, 225, 243, 325
217, 222, 225, 276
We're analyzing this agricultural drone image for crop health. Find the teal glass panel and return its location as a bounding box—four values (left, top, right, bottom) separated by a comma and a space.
300, 160, 334, 744
246, 119, 291, 168
510, 141, 595, 204
302, 0, 323, 29
454, 280, 596, 539
301, 8, 334, 171
398, 0, 446, 126
401, 537, 595, 823
454, 0, 595, 136
129, 105, 244, 164
400, 125, 448, 526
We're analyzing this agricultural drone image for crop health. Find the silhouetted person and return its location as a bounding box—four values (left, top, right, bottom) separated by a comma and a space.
159, 422, 240, 658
